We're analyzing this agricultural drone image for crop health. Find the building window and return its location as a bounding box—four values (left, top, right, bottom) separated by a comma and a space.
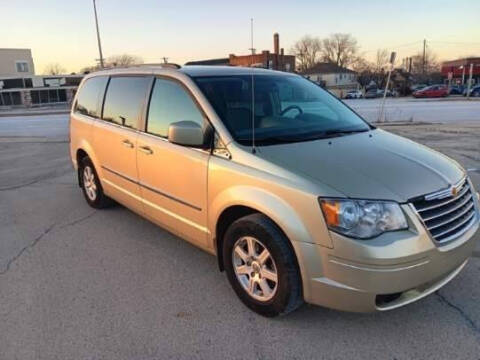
16, 62, 29, 73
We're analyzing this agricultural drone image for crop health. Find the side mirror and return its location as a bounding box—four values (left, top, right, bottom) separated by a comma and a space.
168, 121, 205, 147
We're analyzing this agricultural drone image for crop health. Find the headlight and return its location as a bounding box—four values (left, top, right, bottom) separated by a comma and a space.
319, 198, 408, 239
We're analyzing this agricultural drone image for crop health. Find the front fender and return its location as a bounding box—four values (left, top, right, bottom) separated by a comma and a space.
209, 185, 327, 247
209, 185, 332, 302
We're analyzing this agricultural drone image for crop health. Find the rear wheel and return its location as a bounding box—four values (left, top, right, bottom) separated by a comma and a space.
223, 213, 303, 317
79, 156, 114, 209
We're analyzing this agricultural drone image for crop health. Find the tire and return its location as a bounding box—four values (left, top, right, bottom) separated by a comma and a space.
223, 213, 303, 317
79, 156, 114, 209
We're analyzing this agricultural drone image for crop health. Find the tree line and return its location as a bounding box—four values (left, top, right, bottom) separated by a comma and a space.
291, 33, 440, 87
43, 54, 144, 75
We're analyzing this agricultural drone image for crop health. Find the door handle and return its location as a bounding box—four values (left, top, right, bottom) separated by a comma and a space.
122, 139, 134, 148
138, 145, 153, 155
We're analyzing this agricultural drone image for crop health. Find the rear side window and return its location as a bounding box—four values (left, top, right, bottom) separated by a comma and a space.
147, 78, 205, 138
102, 76, 151, 129
75, 76, 108, 117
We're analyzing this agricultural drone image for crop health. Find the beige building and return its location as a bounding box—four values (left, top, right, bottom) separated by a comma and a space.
0, 48, 35, 76
301, 63, 359, 98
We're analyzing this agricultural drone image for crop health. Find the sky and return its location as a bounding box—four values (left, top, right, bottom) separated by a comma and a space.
3, 0, 480, 74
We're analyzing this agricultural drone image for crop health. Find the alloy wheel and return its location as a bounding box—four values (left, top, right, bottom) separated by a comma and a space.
232, 236, 278, 302
83, 166, 97, 201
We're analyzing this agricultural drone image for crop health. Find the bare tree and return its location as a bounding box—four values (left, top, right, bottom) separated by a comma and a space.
291, 35, 322, 72
79, 65, 99, 74
374, 49, 389, 73
106, 54, 144, 67
350, 55, 371, 73
321, 33, 358, 68
43, 63, 66, 75
410, 49, 439, 75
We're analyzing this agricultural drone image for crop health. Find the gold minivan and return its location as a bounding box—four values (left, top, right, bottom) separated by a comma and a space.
70, 65, 479, 316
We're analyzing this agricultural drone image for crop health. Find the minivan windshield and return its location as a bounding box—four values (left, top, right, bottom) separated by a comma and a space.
194, 74, 371, 146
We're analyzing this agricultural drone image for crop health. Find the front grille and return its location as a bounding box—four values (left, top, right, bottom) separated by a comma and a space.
412, 178, 477, 244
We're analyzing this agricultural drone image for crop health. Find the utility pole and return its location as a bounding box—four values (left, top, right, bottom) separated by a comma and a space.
248, 19, 256, 59
422, 39, 426, 75
93, 0, 105, 69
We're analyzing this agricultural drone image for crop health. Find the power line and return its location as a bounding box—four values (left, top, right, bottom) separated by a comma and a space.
428, 40, 480, 45
361, 40, 422, 54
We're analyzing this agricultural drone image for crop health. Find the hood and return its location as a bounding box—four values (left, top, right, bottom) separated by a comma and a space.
256, 129, 465, 202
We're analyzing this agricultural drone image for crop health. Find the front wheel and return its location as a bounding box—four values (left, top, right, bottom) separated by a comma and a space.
223, 214, 303, 317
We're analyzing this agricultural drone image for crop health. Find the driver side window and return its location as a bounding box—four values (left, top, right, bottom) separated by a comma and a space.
147, 78, 205, 138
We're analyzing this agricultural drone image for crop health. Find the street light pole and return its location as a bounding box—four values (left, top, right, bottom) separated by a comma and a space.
466, 63, 473, 98
378, 52, 396, 123
93, 0, 105, 69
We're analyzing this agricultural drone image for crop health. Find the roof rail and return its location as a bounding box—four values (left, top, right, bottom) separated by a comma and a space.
141, 63, 181, 69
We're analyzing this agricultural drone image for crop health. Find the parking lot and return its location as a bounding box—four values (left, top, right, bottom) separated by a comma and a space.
1, 106, 479, 359
345, 97, 480, 123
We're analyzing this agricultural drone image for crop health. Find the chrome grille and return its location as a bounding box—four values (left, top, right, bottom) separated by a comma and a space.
412, 178, 477, 244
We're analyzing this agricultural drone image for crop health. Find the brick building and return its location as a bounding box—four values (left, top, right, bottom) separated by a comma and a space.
441, 57, 480, 85
186, 33, 295, 72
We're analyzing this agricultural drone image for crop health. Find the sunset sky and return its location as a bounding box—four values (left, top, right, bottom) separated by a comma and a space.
3, 0, 480, 74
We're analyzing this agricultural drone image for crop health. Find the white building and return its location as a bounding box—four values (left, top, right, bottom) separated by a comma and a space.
0, 48, 35, 76
301, 63, 359, 98
0, 48, 85, 108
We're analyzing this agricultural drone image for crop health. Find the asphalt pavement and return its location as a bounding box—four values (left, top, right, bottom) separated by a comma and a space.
0, 107, 479, 359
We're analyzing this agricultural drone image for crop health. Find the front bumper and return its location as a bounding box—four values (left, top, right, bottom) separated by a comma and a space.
295, 201, 479, 312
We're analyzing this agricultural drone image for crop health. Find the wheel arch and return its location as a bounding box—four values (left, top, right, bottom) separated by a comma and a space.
210, 187, 312, 274
74, 141, 102, 187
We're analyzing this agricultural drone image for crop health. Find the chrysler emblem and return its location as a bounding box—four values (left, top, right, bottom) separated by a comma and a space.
451, 186, 458, 197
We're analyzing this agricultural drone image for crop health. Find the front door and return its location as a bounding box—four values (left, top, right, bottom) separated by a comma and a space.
137, 77, 210, 248
93, 75, 152, 214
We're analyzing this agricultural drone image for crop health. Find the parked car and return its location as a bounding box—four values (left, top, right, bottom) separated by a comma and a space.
384, 89, 397, 97
449, 85, 464, 95
365, 88, 380, 98
413, 85, 448, 98
411, 84, 427, 92
344, 90, 363, 99
70, 65, 479, 317
463, 85, 480, 97
365, 88, 393, 98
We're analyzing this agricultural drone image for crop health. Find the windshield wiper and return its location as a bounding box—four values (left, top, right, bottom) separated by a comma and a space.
286, 128, 369, 141
237, 128, 370, 145
323, 128, 370, 136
